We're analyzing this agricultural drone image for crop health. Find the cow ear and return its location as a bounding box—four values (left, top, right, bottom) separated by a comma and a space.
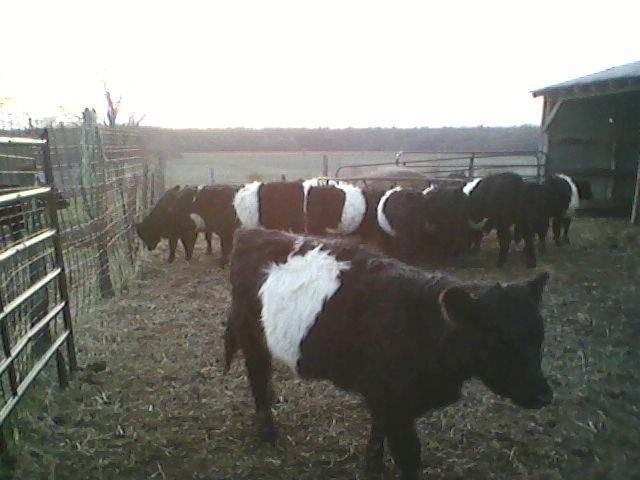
439, 286, 478, 327
526, 272, 549, 305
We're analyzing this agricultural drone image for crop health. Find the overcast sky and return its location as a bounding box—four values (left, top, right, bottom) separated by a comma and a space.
1, 0, 638, 129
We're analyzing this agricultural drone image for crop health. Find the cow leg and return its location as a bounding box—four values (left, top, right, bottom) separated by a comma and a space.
219, 233, 232, 268
386, 419, 421, 480
513, 223, 522, 245
522, 231, 537, 268
496, 223, 512, 268
469, 230, 482, 253
205, 232, 213, 255
244, 345, 277, 443
181, 233, 196, 261
538, 217, 549, 255
364, 418, 386, 475
552, 217, 562, 247
562, 217, 571, 245
168, 236, 177, 263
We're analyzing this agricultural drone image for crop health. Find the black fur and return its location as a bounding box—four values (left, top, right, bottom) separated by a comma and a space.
466, 172, 537, 268
225, 228, 553, 480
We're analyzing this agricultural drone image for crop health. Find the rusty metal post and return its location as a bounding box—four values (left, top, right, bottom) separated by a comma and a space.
41, 129, 78, 373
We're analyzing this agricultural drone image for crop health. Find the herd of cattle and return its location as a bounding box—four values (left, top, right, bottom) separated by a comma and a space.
136, 171, 591, 269
134, 171, 589, 479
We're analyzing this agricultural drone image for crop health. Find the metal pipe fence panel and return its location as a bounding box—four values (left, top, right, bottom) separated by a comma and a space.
0, 119, 164, 442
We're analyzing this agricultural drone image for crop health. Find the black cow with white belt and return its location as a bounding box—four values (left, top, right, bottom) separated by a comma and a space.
224, 228, 553, 480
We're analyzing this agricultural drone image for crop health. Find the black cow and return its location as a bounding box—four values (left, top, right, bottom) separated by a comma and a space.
543, 174, 592, 246
191, 185, 240, 267
304, 180, 367, 237
422, 185, 474, 258
224, 228, 553, 480
464, 172, 537, 268
135, 186, 201, 263
515, 175, 592, 253
374, 187, 434, 263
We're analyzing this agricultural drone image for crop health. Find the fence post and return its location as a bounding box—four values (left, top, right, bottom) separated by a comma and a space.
468, 153, 475, 179
94, 124, 115, 299
41, 129, 78, 374
322, 155, 328, 177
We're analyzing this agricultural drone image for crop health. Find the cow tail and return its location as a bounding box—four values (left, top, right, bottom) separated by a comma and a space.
223, 323, 238, 375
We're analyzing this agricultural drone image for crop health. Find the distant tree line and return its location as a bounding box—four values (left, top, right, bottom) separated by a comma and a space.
139, 125, 540, 155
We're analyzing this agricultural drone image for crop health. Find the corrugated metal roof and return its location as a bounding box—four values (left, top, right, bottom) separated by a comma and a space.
532, 61, 640, 97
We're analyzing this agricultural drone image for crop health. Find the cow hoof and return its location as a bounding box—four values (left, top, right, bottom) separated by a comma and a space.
167, 257, 175, 264
207, 250, 213, 256
526, 259, 537, 268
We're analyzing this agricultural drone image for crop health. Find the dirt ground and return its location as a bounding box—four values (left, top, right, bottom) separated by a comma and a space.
3, 218, 640, 480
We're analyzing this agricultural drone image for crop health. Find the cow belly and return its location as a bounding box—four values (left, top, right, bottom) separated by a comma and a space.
258, 245, 350, 371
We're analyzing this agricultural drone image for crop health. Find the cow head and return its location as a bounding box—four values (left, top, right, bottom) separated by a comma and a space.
440, 272, 552, 409
135, 221, 161, 251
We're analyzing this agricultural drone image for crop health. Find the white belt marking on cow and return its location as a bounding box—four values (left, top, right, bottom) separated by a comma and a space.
377, 186, 402, 237
463, 177, 482, 196
556, 174, 580, 216
259, 243, 351, 372
233, 181, 262, 227
422, 185, 437, 195
190, 213, 206, 231
334, 183, 366, 234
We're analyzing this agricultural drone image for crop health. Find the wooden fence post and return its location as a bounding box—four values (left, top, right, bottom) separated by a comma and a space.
468, 154, 475, 179
80, 110, 114, 298
322, 155, 328, 177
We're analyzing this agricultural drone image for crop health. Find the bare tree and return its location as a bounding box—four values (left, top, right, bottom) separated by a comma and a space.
104, 87, 121, 127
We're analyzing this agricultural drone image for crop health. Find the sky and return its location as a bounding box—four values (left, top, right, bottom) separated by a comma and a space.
1, 0, 639, 129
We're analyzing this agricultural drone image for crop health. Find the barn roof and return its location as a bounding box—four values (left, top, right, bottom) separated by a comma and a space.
532, 60, 640, 98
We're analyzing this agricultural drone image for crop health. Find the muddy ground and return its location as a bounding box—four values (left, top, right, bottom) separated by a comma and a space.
2, 218, 640, 479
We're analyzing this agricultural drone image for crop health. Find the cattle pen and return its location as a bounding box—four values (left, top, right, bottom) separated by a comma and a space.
0, 116, 164, 455
0, 127, 639, 479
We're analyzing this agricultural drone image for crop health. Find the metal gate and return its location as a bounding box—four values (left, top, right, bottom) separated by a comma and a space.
0, 134, 77, 447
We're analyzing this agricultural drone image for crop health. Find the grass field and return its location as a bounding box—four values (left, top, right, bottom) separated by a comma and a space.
165, 151, 541, 186
3, 218, 639, 480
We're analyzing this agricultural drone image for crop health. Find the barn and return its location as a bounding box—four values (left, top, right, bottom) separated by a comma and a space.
532, 61, 640, 223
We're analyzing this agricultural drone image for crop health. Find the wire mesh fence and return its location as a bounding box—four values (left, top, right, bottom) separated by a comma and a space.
0, 114, 164, 438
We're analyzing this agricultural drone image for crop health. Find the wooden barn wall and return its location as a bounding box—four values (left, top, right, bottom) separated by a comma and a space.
546, 91, 640, 208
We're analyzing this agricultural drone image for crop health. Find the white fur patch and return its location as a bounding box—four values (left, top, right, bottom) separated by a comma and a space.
190, 213, 206, 231
377, 186, 402, 237
233, 181, 262, 227
197, 184, 206, 191
556, 174, 580, 216
463, 177, 482, 196
334, 183, 366, 234
258, 243, 351, 372
422, 184, 437, 195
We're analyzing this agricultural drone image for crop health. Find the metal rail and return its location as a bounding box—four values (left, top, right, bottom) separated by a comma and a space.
0, 136, 47, 146
0, 186, 51, 205
335, 150, 546, 182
